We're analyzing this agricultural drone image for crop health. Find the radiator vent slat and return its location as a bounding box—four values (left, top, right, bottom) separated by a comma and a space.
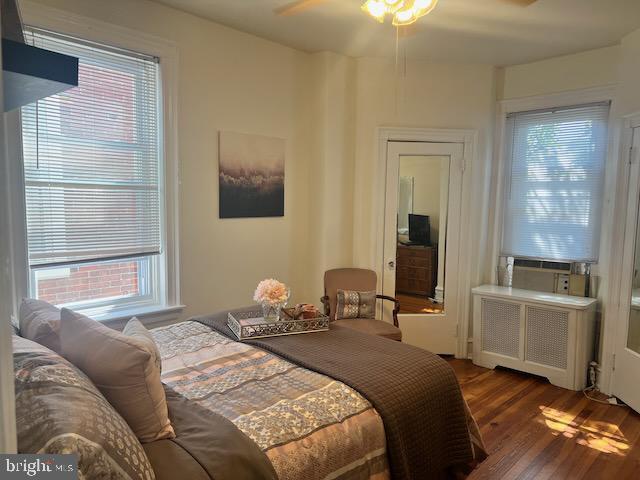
481, 299, 520, 358
525, 306, 568, 369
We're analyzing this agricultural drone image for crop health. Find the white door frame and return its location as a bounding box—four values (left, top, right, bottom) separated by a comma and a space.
382, 141, 464, 355
605, 114, 640, 408
0, 9, 18, 453
374, 127, 478, 359
601, 112, 640, 395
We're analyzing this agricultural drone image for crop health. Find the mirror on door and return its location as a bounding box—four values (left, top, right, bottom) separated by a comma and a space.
395, 155, 450, 314
628, 195, 640, 355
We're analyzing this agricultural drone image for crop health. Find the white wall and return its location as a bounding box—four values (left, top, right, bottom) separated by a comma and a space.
499, 45, 620, 100
617, 29, 640, 117
305, 51, 357, 300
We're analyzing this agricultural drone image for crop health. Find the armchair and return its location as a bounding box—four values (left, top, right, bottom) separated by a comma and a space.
321, 268, 402, 341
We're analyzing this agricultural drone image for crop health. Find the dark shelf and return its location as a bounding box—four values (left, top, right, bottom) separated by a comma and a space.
2, 38, 78, 112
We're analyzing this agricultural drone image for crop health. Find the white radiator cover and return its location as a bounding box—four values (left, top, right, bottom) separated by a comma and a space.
473, 285, 597, 391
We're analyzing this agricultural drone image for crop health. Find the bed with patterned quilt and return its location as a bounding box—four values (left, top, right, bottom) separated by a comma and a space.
147, 310, 486, 480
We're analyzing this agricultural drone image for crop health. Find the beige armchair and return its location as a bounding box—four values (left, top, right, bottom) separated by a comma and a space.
320, 268, 402, 341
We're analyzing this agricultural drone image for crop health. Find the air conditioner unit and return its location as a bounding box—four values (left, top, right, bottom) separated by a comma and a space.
509, 258, 590, 297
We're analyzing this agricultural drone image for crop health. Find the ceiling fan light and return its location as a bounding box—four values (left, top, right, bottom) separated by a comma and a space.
413, 0, 434, 9
392, 7, 416, 26
383, 0, 406, 13
362, 0, 387, 21
363, 0, 438, 25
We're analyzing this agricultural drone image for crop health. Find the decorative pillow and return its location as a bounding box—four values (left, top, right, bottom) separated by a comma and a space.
335, 290, 376, 320
19, 298, 61, 353
124, 317, 163, 374
13, 335, 156, 480
60, 309, 175, 443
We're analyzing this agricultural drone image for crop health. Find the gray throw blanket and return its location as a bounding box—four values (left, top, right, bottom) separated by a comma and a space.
195, 308, 483, 480
145, 386, 278, 480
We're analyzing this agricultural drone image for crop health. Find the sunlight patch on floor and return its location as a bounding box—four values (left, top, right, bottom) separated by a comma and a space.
539, 406, 630, 456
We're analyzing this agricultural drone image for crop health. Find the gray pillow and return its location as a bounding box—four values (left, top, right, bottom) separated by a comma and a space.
335, 290, 376, 319
19, 298, 61, 353
60, 310, 174, 443
13, 335, 156, 480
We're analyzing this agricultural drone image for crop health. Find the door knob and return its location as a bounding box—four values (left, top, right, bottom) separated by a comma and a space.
388, 260, 396, 269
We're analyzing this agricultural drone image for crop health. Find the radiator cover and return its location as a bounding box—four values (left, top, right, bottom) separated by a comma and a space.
472, 285, 596, 391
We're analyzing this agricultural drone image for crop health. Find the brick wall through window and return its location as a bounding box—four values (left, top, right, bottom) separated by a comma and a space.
37, 261, 140, 306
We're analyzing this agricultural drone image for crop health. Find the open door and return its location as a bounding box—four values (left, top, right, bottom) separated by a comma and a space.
382, 141, 464, 355
613, 123, 640, 413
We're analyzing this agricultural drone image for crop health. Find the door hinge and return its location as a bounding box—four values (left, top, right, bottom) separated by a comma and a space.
612, 353, 616, 372
630, 146, 639, 165
460, 157, 467, 172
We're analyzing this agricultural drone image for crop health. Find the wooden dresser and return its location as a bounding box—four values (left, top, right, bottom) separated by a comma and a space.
396, 244, 437, 297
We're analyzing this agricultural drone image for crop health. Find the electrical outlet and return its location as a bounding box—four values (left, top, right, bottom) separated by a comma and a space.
557, 273, 570, 294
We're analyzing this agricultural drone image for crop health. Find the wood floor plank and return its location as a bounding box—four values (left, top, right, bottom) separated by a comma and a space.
396, 293, 444, 314
447, 359, 640, 480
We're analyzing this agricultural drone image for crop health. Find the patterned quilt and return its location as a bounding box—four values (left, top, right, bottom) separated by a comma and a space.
152, 321, 390, 480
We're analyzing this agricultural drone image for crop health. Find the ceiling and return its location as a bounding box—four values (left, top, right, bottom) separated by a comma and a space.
150, 0, 640, 66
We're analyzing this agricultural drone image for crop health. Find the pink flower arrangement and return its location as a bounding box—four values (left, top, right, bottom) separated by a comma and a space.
254, 279, 290, 306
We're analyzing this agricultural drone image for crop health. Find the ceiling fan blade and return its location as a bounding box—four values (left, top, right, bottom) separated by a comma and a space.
274, 0, 330, 16
502, 0, 538, 6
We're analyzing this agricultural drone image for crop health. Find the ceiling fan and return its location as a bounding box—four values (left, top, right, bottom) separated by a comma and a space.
274, 0, 539, 17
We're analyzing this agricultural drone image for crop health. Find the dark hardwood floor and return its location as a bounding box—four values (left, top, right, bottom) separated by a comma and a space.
448, 359, 640, 479
396, 293, 444, 314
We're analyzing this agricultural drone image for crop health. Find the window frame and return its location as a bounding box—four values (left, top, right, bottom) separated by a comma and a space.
29, 255, 160, 319
489, 86, 617, 285
8, 1, 182, 325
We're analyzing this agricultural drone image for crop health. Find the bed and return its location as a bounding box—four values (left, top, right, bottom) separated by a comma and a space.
145, 307, 486, 480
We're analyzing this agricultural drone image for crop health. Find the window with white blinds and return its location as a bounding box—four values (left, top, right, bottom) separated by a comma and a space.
21, 28, 162, 269
501, 102, 609, 262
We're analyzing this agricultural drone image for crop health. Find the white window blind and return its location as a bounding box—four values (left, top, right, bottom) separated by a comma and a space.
22, 28, 162, 268
502, 102, 609, 262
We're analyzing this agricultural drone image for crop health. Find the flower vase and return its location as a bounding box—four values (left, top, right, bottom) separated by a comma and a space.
262, 302, 284, 322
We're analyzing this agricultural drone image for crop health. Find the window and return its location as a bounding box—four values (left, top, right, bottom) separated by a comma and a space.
501, 102, 610, 262
21, 28, 166, 318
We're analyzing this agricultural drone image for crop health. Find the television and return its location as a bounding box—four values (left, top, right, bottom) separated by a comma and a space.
408, 214, 430, 246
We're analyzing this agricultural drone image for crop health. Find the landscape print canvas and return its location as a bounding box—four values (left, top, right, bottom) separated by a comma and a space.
218, 131, 285, 218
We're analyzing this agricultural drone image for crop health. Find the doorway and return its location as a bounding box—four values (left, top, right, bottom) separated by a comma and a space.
382, 141, 465, 354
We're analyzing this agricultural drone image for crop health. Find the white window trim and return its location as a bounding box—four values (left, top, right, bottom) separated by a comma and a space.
8, 1, 183, 324
488, 85, 618, 286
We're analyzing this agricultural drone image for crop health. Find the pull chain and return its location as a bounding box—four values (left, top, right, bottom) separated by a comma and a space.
35, 100, 40, 170
395, 25, 399, 117
394, 25, 409, 118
